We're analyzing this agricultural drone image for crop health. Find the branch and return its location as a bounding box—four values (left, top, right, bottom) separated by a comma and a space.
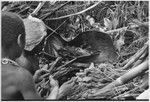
42, 1, 72, 20
31, 1, 46, 16
46, 1, 101, 20
48, 57, 62, 73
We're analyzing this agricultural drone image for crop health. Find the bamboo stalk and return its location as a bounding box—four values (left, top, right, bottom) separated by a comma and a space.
132, 49, 148, 68
121, 42, 148, 70
90, 60, 148, 97
120, 41, 148, 67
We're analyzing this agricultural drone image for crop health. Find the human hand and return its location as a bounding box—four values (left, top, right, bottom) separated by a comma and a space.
33, 69, 49, 83
49, 75, 59, 88
58, 77, 77, 99
47, 75, 59, 99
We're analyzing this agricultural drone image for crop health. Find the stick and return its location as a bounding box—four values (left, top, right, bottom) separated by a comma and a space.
90, 60, 148, 97
53, 53, 99, 79
44, 24, 59, 35
45, 19, 67, 40
55, 52, 99, 72
42, 1, 72, 20
42, 19, 68, 52
31, 1, 46, 16
57, 58, 78, 71
49, 57, 62, 73
17, 6, 30, 14
45, 1, 101, 20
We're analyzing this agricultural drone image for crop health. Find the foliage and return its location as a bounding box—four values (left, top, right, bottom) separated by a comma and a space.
2, 1, 149, 100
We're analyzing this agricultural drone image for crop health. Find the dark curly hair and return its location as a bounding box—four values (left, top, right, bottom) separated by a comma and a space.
2, 12, 26, 59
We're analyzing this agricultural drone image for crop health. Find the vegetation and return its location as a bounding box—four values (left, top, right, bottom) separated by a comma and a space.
2, 1, 149, 100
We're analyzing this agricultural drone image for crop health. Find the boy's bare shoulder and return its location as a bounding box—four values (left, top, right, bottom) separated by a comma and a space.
15, 65, 33, 82
2, 64, 33, 83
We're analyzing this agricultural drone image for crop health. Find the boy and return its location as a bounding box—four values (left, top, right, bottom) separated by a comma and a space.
1, 12, 59, 100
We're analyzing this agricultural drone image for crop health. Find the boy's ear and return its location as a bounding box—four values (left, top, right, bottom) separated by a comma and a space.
17, 34, 25, 48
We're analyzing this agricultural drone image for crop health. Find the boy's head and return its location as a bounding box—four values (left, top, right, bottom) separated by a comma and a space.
2, 12, 26, 60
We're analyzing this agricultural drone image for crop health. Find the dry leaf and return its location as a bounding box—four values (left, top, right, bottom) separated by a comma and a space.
104, 18, 112, 30
114, 34, 125, 52
112, 18, 119, 29
23, 15, 47, 51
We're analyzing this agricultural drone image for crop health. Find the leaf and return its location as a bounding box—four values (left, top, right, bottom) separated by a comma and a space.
86, 15, 95, 26
23, 15, 47, 51
82, 77, 92, 82
58, 78, 76, 99
104, 18, 112, 30
114, 34, 125, 52
45, 35, 64, 57
112, 18, 119, 29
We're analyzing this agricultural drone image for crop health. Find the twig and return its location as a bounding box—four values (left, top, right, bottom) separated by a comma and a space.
56, 52, 99, 71
42, 1, 72, 20
52, 58, 79, 79
72, 63, 90, 68
41, 19, 67, 51
1, 2, 10, 10
17, 6, 30, 14
49, 57, 62, 73
45, 19, 67, 40
31, 1, 46, 16
53, 68, 69, 79
45, 1, 101, 20
39, 51, 56, 60
44, 24, 59, 35
53, 53, 99, 79
57, 57, 78, 71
